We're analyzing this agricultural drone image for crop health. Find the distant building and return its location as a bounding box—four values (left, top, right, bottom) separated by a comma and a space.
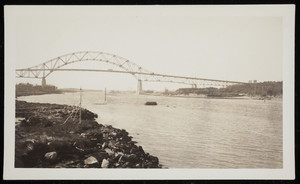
248, 80, 252, 83
253, 80, 257, 83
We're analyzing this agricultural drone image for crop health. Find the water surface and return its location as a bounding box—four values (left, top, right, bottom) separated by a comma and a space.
18, 92, 282, 168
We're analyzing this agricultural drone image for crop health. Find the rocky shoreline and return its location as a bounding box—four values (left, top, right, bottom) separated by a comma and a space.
15, 100, 161, 168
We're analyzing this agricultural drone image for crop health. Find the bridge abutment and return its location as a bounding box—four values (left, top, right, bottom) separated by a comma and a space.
42, 77, 46, 88
137, 79, 142, 95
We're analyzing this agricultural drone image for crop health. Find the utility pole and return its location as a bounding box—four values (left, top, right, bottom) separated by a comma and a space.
79, 87, 82, 124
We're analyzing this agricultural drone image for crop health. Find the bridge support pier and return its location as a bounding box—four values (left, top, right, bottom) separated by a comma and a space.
42, 77, 46, 88
137, 79, 142, 95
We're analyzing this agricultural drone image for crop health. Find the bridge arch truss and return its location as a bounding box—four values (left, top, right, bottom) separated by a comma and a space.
16, 51, 246, 92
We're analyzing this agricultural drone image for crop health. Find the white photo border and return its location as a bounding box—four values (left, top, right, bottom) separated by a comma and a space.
3, 5, 295, 180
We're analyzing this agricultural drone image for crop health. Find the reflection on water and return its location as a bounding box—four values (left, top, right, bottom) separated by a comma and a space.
18, 92, 282, 168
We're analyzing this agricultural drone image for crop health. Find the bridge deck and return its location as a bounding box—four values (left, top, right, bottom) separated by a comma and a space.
16, 68, 246, 84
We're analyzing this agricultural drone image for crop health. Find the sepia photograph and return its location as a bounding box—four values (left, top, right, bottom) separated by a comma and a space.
4, 5, 295, 179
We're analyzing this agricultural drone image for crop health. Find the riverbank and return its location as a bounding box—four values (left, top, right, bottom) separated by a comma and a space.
15, 100, 161, 168
16, 91, 62, 97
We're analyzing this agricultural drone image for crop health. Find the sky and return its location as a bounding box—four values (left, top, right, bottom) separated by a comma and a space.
7, 6, 283, 91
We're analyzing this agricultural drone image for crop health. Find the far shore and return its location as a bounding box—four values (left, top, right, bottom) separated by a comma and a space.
17, 89, 282, 101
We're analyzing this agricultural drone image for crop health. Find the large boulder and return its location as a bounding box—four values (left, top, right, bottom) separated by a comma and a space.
84, 156, 99, 166
104, 148, 114, 157
91, 152, 108, 163
44, 151, 57, 160
101, 159, 109, 168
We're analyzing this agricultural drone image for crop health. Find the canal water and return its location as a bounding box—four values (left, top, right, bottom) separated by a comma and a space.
18, 91, 282, 168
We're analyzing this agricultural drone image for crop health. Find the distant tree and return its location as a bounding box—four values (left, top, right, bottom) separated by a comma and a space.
16, 83, 59, 97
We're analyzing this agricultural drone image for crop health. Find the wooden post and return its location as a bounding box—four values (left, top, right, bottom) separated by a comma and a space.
104, 88, 106, 102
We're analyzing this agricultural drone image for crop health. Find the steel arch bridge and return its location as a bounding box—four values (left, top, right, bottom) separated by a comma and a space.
16, 51, 246, 94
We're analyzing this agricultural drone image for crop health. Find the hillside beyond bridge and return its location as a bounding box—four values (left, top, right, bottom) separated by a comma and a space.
16, 51, 246, 94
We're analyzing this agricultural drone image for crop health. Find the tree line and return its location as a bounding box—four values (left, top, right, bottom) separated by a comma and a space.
175, 81, 282, 97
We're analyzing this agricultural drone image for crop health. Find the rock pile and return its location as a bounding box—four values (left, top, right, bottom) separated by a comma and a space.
15, 100, 161, 168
